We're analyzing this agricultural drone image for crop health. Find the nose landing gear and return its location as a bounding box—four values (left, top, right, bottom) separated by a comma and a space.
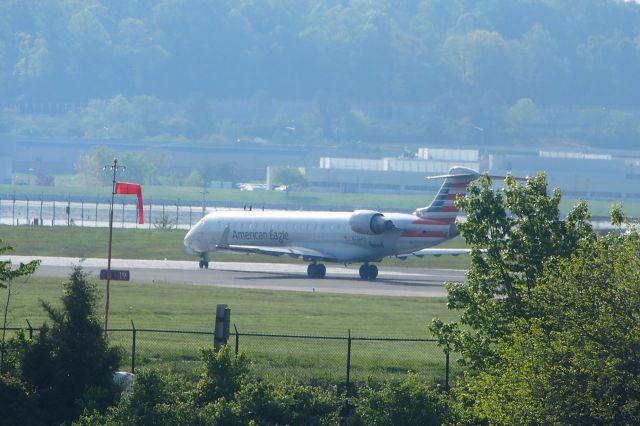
198, 252, 210, 269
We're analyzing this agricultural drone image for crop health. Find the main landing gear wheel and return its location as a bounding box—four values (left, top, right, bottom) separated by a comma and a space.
307, 263, 326, 278
359, 264, 378, 280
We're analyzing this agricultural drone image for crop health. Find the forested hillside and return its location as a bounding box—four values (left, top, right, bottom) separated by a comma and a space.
1, 0, 640, 147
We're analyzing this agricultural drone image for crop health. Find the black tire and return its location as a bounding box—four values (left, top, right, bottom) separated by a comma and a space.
204, 261, 209, 269
359, 264, 369, 279
307, 264, 317, 278
199, 260, 204, 269
317, 264, 326, 278
368, 264, 378, 279
359, 264, 378, 280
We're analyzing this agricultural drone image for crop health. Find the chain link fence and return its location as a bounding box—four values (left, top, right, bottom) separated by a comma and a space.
2, 324, 454, 389
0, 194, 212, 229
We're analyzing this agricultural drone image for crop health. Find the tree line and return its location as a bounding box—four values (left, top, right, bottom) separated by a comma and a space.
1, 1, 640, 148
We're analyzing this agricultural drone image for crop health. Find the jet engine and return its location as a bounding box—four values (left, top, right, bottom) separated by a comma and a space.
349, 210, 395, 235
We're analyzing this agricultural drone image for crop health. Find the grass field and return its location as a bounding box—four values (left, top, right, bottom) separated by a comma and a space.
3, 274, 459, 384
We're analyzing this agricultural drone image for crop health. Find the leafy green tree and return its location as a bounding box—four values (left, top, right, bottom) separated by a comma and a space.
0, 241, 40, 373
506, 97, 538, 136
75, 145, 116, 186
19, 266, 122, 425
271, 166, 307, 195
431, 173, 594, 369
184, 169, 204, 187
456, 231, 640, 424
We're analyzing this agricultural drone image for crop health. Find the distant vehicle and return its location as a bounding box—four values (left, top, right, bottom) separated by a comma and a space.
184, 167, 480, 280
238, 183, 268, 191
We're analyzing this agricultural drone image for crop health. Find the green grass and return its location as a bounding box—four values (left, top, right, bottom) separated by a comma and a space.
5, 276, 456, 335
4, 275, 458, 384
0, 224, 473, 269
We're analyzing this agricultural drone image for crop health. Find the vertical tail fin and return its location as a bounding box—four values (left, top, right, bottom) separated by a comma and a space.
414, 167, 480, 223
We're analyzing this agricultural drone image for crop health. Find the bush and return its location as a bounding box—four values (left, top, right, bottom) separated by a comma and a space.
77, 369, 199, 426
195, 345, 250, 403
229, 379, 341, 425
354, 374, 449, 426
0, 373, 43, 426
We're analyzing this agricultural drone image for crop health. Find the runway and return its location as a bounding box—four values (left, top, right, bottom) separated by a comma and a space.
1, 256, 466, 297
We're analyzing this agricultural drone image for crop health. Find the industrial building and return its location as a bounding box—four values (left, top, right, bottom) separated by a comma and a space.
305, 147, 640, 202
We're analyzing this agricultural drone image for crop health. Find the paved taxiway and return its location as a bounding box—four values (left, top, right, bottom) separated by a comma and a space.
1, 256, 466, 297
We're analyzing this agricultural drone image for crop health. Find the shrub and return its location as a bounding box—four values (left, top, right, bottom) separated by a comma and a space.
354, 374, 449, 426
195, 345, 250, 403
0, 373, 43, 426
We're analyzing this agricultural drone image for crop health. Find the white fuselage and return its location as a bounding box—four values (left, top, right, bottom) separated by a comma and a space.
184, 210, 457, 263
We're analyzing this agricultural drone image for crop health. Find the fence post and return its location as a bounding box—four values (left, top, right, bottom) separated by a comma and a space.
234, 323, 239, 356
12, 192, 15, 225
214, 304, 230, 351
95, 198, 99, 227
445, 347, 450, 392
345, 329, 352, 395
26, 196, 29, 224
53, 200, 56, 225
131, 320, 137, 374
26, 319, 33, 340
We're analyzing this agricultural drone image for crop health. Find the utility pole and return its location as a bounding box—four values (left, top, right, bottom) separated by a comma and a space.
103, 158, 125, 336
199, 189, 209, 217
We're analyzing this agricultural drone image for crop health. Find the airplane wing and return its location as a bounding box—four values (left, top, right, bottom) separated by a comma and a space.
218, 244, 338, 261
396, 248, 472, 259
215, 226, 336, 261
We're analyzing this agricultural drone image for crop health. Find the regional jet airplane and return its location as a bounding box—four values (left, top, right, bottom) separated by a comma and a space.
184, 166, 480, 280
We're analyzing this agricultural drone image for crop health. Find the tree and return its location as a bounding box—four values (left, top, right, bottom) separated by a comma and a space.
75, 145, 116, 186
456, 231, 640, 424
431, 173, 594, 369
19, 266, 122, 424
0, 241, 40, 373
271, 166, 307, 195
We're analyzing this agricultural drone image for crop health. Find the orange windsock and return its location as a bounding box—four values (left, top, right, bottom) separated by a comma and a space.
115, 182, 144, 224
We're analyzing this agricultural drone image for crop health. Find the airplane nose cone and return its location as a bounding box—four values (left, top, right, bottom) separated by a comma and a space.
184, 225, 200, 253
